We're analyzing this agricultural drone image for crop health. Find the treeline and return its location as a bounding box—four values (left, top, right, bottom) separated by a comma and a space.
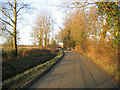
59, 2, 119, 50
59, 2, 119, 79
0, 1, 58, 56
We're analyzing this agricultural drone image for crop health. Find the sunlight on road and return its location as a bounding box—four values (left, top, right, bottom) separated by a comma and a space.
30, 51, 118, 88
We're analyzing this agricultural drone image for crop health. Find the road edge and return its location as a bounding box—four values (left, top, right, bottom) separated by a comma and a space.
18, 50, 64, 89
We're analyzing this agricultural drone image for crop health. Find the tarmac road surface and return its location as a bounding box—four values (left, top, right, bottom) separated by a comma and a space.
30, 50, 118, 88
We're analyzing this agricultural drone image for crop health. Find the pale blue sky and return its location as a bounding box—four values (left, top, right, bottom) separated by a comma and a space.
1, 0, 116, 45
0, 0, 66, 45
18, 0, 66, 45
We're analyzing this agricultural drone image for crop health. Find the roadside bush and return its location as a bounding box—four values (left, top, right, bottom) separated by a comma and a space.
74, 38, 119, 79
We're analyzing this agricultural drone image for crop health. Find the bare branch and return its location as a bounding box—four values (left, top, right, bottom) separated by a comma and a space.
8, 1, 14, 13
0, 17, 13, 27
8, 1, 13, 8
5, 28, 14, 36
1, 27, 13, 36
17, 23, 28, 31
17, 4, 27, 14
59, 1, 96, 9
0, 9, 14, 24
37, 34, 40, 39
59, 26, 63, 31
17, 6, 24, 14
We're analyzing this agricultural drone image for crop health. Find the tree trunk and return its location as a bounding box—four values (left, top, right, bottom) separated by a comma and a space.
13, 0, 18, 56
45, 34, 47, 46
39, 38, 43, 46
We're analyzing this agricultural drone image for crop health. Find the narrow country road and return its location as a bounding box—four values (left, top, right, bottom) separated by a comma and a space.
30, 50, 118, 88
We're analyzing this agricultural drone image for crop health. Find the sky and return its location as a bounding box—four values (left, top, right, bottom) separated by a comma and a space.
0, 0, 66, 45
18, 0, 66, 45
1, 0, 118, 45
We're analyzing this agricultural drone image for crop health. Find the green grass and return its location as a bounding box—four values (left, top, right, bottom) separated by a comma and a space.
2, 52, 63, 89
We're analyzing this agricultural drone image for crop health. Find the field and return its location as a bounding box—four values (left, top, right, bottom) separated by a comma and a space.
2, 46, 59, 81
2, 51, 63, 89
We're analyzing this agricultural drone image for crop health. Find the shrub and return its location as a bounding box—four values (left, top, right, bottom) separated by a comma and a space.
74, 38, 119, 80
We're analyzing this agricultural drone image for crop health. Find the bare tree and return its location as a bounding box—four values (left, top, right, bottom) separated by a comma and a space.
32, 11, 54, 47
0, 0, 30, 56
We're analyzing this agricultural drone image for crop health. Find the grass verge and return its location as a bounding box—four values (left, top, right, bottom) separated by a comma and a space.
2, 52, 63, 89
2, 49, 57, 81
82, 52, 119, 82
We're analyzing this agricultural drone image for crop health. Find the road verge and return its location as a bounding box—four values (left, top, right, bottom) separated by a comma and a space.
2, 50, 64, 89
